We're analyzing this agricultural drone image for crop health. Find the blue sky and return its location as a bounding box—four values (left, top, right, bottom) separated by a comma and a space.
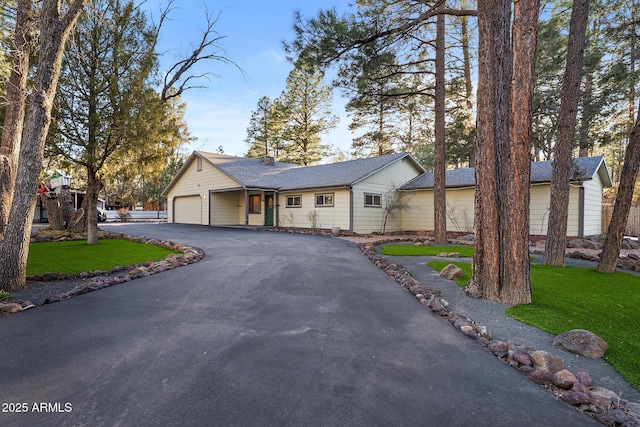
144, 0, 352, 157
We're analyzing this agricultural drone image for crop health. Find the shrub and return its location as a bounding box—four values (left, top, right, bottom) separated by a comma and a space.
117, 208, 132, 222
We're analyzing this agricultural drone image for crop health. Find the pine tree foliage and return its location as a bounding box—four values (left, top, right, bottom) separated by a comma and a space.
286, 0, 478, 166
245, 96, 284, 159
277, 62, 338, 165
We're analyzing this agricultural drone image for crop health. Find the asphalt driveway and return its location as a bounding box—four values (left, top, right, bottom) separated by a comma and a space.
1, 224, 597, 426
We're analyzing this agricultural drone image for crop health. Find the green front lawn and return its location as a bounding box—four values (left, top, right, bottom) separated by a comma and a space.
27, 239, 179, 276
427, 260, 640, 391
381, 243, 474, 257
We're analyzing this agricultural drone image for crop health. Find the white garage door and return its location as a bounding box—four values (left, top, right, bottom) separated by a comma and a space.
174, 195, 202, 224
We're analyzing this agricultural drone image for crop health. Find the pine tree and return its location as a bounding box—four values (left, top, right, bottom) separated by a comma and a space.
245, 96, 283, 159
277, 62, 338, 165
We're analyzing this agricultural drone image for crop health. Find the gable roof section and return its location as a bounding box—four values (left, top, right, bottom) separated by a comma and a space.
400, 155, 613, 191
197, 151, 302, 189
162, 151, 301, 196
163, 151, 425, 195
276, 152, 424, 191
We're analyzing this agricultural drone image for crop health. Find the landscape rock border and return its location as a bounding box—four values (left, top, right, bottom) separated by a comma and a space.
0, 230, 204, 316
358, 239, 640, 427
4, 226, 639, 425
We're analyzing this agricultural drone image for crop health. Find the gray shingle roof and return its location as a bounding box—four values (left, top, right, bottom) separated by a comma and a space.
195, 151, 422, 191
400, 156, 612, 190
197, 152, 302, 189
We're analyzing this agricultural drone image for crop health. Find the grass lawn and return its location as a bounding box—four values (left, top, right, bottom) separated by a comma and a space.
427, 260, 640, 391
26, 239, 179, 276
381, 243, 474, 257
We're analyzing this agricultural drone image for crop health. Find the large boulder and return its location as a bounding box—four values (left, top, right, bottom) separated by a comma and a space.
567, 238, 599, 250
552, 329, 608, 359
440, 264, 464, 280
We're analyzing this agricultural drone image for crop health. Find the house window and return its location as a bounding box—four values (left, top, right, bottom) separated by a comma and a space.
364, 193, 382, 208
286, 195, 302, 208
248, 194, 261, 214
315, 193, 334, 207
196, 157, 202, 172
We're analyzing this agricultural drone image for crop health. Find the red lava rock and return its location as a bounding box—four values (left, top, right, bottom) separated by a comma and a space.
571, 382, 591, 396
575, 371, 593, 388
512, 351, 532, 366
528, 369, 553, 385
553, 369, 578, 389
561, 391, 591, 406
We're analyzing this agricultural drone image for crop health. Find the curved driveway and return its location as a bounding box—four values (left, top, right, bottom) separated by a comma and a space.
1, 224, 597, 426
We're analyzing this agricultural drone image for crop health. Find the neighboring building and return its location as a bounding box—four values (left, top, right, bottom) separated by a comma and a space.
163, 152, 613, 237
162, 151, 425, 234
399, 155, 613, 237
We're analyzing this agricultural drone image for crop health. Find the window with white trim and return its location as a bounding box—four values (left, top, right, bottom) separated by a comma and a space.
196, 157, 202, 172
286, 195, 302, 208
364, 193, 382, 207
315, 193, 334, 207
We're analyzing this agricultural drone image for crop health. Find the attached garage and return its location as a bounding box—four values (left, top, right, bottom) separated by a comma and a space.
210, 191, 241, 226
173, 195, 202, 224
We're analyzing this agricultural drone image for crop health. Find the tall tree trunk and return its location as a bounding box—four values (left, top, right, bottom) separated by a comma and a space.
469, 0, 538, 305
501, 0, 539, 304
543, 0, 590, 266
598, 106, 640, 273
84, 167, 101, 245
460, 0, 475, 168
433, 3, 447, 245
0, 0, 88, 291
469, 0, 511, 302
0, 0, 33, 238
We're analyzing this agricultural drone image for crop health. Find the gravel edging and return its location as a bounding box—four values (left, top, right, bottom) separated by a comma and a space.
0, 231, 204, 316
357, 240, 640, 427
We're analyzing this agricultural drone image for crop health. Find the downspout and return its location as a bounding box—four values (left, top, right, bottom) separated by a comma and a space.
348, 185, 354, 232
578, 185, 585, 237
207, 191, 212, 226
275, 192, 280, 227
244, 189, 249, 226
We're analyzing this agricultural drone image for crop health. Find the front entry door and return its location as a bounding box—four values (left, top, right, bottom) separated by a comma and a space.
265, 194, 274, 226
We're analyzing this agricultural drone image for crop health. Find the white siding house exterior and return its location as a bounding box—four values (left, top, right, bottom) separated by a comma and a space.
163, 151, 425, 233
399, 156, 613, 237
163, 152, 612, 237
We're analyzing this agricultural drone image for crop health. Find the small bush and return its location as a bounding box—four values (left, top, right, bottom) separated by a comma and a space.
307, 210, 320, 231
283, 211, 295, 227
117, 208, 132, 222
0, 290, 10, 301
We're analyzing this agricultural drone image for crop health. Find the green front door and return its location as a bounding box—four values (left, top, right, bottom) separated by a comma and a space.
265, 194, 274, 226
